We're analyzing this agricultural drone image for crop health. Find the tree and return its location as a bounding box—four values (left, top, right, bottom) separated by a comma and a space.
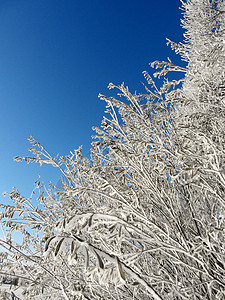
0, 1, 224, 299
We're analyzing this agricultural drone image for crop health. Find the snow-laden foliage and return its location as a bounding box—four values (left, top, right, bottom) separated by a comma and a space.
0, 1, 225, 299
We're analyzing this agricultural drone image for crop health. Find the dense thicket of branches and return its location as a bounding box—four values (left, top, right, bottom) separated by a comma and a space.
0, 1, 224, 299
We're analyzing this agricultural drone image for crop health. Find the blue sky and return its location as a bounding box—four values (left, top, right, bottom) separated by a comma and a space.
0, 0, 184, 202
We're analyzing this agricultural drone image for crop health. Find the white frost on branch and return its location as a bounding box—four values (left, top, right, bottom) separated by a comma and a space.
0, 1, 225, 299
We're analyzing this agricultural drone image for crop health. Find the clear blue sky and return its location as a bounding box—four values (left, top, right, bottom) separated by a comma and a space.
0, 0, 184, 201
